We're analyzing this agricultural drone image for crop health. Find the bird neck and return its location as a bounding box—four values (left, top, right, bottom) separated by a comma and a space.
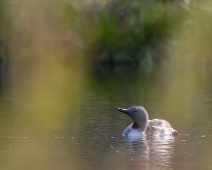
132, 120, 148, 132
131, 108, 149, 132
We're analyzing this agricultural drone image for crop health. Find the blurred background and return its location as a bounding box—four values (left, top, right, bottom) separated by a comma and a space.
1, 0, 212, 169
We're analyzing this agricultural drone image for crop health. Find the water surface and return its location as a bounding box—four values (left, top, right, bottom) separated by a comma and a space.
0, 65, 212, 170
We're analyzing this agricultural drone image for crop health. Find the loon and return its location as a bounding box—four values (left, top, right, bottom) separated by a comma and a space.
115, 106, 178, 138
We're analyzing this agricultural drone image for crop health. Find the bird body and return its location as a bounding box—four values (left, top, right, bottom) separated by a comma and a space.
115, 106, 178, 138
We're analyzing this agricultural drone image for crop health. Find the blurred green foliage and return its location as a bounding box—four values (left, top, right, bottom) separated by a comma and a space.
78, 0, 184, 67
171, 0, 212, 67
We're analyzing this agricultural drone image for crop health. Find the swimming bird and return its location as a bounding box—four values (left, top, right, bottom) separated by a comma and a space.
115, 106, 178, 138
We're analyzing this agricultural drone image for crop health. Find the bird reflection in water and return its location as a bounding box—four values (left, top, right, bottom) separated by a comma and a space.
121, 136, 175, 170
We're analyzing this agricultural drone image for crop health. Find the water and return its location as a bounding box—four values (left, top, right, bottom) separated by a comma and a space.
1, 65, 212, 170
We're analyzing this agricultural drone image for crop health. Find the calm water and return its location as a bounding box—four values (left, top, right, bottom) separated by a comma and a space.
0, 65, 212, 170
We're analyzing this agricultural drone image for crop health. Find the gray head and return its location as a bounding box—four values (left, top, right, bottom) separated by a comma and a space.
115, 106, 149, 132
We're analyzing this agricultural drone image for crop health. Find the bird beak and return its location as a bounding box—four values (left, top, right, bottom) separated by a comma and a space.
115, 107, 128, 114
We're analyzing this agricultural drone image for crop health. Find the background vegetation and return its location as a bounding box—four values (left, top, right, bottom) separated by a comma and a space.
79, 0, 185, 67
1, 0, 212, 69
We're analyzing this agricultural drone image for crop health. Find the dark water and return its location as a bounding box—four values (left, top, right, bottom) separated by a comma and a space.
1, 65, 212, 170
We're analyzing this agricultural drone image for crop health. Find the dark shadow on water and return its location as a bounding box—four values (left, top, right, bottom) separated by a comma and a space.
90, 64, 140, 76
0, 58, 3, 89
